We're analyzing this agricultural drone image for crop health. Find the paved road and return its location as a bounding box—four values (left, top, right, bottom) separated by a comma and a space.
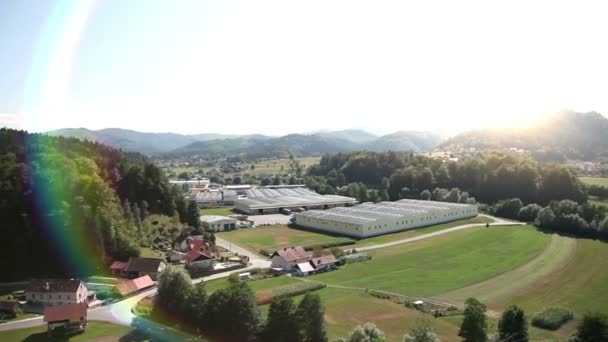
353, 214, 522, 252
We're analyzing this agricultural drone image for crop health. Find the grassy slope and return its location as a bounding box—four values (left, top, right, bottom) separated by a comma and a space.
199, 207, 237, 216
0, 321, 132, 342
579, 176, 608, 187
492, 238, 608, 317
310, 226, 550, 296
217, 225, 349, 254
217, 216, 494, 255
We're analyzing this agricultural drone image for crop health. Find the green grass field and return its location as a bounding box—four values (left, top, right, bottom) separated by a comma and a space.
310, 226, 550, 296
217, 225, 350, 254
199, 207, 238, 216
0, 321, 132, 341
579, 176, 608, 187
217, 216, 495, 255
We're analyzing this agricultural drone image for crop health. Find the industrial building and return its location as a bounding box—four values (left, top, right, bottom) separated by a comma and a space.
200, 215, 237, 231
294, 199, 478, 238
234, 187, 357, 214
194, 189, 238, 208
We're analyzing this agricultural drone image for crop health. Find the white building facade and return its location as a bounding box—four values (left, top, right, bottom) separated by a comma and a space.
295, 199, 478, 238
200, 215, 237, 231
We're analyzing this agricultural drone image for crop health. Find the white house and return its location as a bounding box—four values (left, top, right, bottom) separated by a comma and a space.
200, 215, 237, 232
270, 246, 312, 272
26, 279, 89, 307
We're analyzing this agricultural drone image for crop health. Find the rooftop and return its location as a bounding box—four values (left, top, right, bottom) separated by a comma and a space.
200, 215, 236, 223
271, 246, 312, 262
43, 303, 87, 322
125, 257, 164, 273
27, 279, 84, 293
114, 275, 154, 296
237, 187, 356, 209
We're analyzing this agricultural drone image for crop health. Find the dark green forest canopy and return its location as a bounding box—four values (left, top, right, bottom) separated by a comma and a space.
307, 150, 587, 205
0, 129, 182, 281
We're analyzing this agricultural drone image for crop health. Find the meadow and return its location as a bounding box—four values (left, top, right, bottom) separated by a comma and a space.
217, 216, 495, 255
579, 176, 608, 187
199, 207, 238, 216
0, 321, 133, 342
309, 226, 550, 296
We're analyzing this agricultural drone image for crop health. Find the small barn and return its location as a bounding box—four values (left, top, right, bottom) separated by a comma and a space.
44, 303, 87, 336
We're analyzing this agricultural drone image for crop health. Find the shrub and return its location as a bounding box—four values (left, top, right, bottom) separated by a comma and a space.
339, 253, 372, 264
532, 308, 574, 330
256, 282, 326, 305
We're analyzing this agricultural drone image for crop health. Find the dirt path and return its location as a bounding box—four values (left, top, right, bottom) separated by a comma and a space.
431, 234, 577, 307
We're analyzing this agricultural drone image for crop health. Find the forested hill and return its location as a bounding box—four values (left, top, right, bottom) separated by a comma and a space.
439, 111, 608, 161
0, 129, 185, 281
168, 131, 442, 160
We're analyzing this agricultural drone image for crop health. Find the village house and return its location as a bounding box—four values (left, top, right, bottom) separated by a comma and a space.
124, 257, 166, 280
176, 235, 213, 255
110, 261, 129, 277
310, 254, 338, 272
114, 275, 155, 297
26, 279, 89, 307
270, 246, 312, 272
44, 303, 87, 336
166, 249, 187, 263
0, 301, 21, 319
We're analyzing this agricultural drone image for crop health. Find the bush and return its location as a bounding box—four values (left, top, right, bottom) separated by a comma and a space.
519, 203, 542, 222
532, 308, 574, 330
339, 253, 372, 264
257, 282, 326, 305
302, 238, 356, 251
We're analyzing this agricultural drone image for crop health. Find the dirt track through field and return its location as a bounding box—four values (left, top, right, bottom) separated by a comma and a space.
431, 234, 576, 307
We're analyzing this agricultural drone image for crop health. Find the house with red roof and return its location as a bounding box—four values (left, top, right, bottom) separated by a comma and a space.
114, 275, 155, 297
110, 261, 128, 277
270, 246, 312, 271
44, 303, 87, 335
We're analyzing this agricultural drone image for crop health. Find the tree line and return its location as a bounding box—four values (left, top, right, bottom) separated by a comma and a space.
305, 151, 587, 205
154, 266, 327, 342
0, 129, 185, 281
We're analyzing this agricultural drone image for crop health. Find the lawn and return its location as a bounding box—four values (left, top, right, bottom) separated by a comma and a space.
0, 321, 132, 341
309, 226, 550, 296
579, 176, 608, 187
353, 216, 494, 247
217, 216, 495, 255
139, 246, 165, 258
199, 207, 238, 216
204, 274, 300, 294
217, 225, 350, 255
492, 237, 608, 317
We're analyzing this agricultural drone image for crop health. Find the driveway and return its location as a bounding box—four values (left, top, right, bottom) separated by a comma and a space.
215, 236, 271, 269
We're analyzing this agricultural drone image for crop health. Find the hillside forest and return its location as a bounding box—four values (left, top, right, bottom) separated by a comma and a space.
0, 129, 193, 281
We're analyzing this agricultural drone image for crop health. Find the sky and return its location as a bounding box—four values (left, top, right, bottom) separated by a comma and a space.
1, 0, 608, 135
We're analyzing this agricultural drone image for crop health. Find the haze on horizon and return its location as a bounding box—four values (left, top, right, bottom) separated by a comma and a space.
1, 0, 608, 136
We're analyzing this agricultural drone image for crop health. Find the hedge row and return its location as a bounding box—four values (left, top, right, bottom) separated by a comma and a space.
339, 253, 372, 264
532, 308, 574, 330
259, 238, 356, 257
256, 282, 326, 305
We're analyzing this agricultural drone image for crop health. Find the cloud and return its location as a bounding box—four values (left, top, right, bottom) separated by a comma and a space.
0, 113, 25, 130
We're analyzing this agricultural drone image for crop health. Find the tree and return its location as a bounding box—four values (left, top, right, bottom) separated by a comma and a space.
296, 292, 327, 342
347, 322, 385, 342
156, 266, 193, 316
420, 189, 432, 201
261, 177, 272, 186
535, 207, 555, 228
262, 296, 300, 342
458, 298, 487, 342
187, 283, 207, 324
493, 198, 523, 220
403, 320, 440, 342
178, 171, 189, 180
498, 305, 528, 342
203, 279, 262, 341
273, 175, 281, 185
186, 200, 200, 228
447, 188, 461, 203
518, 204, 542, 222
572, 312, 608, 342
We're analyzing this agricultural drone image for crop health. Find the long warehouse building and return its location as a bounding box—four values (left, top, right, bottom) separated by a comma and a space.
294, 199, 478, 238
235, 187, 357, 214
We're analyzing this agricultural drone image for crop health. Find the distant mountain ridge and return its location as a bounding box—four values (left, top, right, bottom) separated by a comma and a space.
46, 128, 442, 158
439, 111, 608, 161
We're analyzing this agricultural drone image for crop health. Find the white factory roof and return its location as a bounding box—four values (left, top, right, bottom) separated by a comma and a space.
200, 215, 236, 223
297, 199, 475, 225
236, 187, 357, 209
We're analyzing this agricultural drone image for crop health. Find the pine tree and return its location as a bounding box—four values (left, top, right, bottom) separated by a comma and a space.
458, 298, 487, 342
296, 292, 327, 342
498, 305, 528, 342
